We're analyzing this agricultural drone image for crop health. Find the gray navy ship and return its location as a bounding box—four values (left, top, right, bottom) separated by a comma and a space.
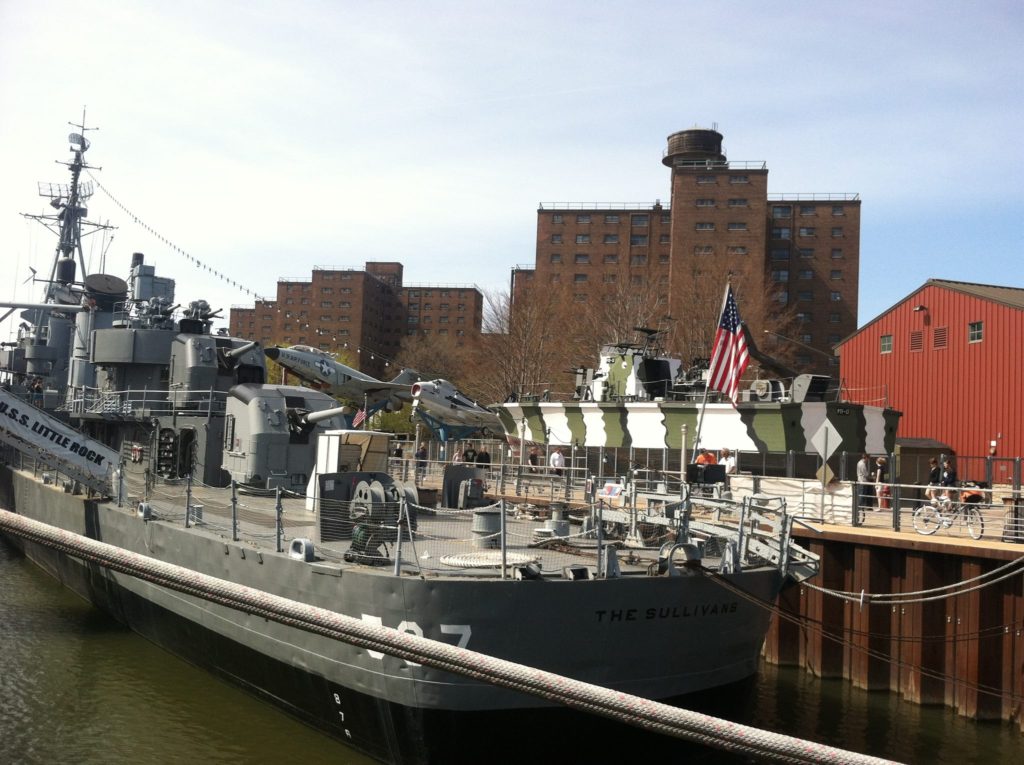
0, 124, 821, 764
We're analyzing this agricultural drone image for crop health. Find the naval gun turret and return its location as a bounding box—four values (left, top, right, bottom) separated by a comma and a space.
222, 385, 351, 490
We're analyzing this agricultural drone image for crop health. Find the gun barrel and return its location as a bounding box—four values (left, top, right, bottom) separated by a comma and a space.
225, 340, 260, 361
301, 405, 351, 426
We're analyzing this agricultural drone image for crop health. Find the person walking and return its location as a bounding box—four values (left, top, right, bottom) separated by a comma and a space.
940, 458, 957, 501
549, 447, 565, 476
925, 457, 940, 501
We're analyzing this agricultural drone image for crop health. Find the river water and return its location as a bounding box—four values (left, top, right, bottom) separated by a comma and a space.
1, 535, 1021, 764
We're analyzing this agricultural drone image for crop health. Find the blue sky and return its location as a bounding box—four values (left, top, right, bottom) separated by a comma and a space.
1, 1, 1021, 334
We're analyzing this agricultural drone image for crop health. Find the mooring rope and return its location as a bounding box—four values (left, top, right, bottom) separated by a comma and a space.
0, 508, 898, 765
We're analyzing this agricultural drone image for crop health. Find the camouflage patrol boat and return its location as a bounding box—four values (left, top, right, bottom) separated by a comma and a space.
1, 124, 822, 765
496, 327, 900, 471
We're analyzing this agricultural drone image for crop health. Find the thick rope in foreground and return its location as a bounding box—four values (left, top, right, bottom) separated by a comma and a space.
0, 509, 898, 765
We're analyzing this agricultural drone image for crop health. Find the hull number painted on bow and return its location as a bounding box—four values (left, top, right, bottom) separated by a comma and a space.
360, 615, 472, 662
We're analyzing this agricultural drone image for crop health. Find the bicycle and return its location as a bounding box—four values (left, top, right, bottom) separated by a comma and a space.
911, 484, 986, 540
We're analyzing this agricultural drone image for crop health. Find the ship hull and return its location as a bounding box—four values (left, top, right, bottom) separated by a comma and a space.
1, 465, 785, 764
497, 399, 899, 456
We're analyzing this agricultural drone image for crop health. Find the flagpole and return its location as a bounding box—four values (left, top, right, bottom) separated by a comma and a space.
690, 282, 732, 464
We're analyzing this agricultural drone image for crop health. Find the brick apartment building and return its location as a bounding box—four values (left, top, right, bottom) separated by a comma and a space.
512, 128, 860, 372
229, 262, 483, 379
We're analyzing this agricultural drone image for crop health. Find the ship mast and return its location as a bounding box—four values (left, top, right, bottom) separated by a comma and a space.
22, 110, 115, 301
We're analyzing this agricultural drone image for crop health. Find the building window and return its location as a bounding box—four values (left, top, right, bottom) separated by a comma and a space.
603, 273, 617, 283
772, 205, 792, 219
549, 254, 562, 264
575, 234, 591, 244
604, 214, 619, 223
603, 234, 619, 244
728, 198, 748, 207
827, 334, 840, 344
727, 222, 747, 231
771, 227, 791, 240
552, 214, 563, 224
660, 213, 671, 224
696, 222, 715, 231
697, 175, 717, 184
658, 253, 669, 264
320, 301, 332, 308
574, 273, 588, 282
604, 254, 618, 264
728, 246, 748, 255
831, 227, 844, 238
832, 204, 845, 216
798, 227, 816, 237
659, 234, 670, 244
549, 274, 561, 283
800, 333, 812, 344
799, 270, 813, 280
830, 291, 842, 301
550, 234, 562, 244
831, 248, 843, 259
880, 334, 893, 353
770, 248, 790, 260
630, 254, 647, 265
630, 275, 643, 285
407, 316, 419, 324
798, 291, 813, 301
771, 270, 789, 282
573, 293, 588, 302
797, 312, 813, 323
321, 287, 333, 295
694, 245, 713, 256
830, 270, 843, 280
799, 205, 816, 216
696, 198, 715, 207
631, 214, 649, 226
574, 253, 590, 264
576, 214, 591, 223
829, 313, 840, 323
910, 330, 923, 352
776, 290, 789, 305
630, 234, 649, 246
968, 321, 983, 343
729, 175, 749, 184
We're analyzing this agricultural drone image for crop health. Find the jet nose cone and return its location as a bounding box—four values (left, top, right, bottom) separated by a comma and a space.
264, 347, 280, 361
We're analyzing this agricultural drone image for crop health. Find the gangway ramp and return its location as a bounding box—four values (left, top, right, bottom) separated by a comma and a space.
0, 388, 117, 495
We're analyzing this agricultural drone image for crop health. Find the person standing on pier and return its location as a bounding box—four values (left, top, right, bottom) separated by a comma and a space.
875, 457, 890, 510
856, 454, 873, 511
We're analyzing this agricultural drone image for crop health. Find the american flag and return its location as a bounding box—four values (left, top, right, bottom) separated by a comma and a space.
352, 409, 366, 427
707, 286, 749, 405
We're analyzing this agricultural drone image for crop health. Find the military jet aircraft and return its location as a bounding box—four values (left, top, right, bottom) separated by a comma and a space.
264, 345, 418, 411
411, 379, 502, 430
